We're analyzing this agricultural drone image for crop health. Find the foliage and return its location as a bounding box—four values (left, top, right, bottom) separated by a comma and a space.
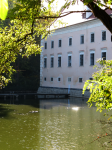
1, 0, 112, 89
4, 54, 40, 91
0, 0, 8, 20
0, 0, 63, 89
83, 59, 112, 112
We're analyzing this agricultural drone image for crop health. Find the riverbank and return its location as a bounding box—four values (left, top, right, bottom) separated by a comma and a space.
37, 86, 90, 98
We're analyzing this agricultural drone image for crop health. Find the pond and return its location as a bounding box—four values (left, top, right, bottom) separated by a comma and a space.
0, 97, 112, 150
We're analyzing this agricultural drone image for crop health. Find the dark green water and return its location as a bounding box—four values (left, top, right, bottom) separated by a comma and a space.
0, 98, 112, 150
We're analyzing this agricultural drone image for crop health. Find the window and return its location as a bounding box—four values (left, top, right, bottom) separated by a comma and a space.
90, 53, 94, 65
44, 57, 47, 68
91, 33, 94, 42
68, 55, 72, 67
69, 37, 72, 46
51, 77, 53, 81
45, 42, 47, 49
68, 77, 71, 82
79, 78, 82, 83
58, 78, 61, 81
80, 35, 84, 44
59, 39, 62, 47
50, 56, 54, 68
102, 31, 106, 41
90, 51, 95, 66
51, 41, 54, 48
58, 56, 61, 67
44, 77, 46, 81
79, 52, 84, 66
89, 78, 93, 80
82, 13, 86, 19
102, 52, 106, 60
101, 49, 107, 60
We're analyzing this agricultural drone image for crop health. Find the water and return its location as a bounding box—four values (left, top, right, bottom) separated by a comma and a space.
0, 97, 112, 150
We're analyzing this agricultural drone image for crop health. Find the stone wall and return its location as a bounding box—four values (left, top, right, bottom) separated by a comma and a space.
37, 86, 90, 98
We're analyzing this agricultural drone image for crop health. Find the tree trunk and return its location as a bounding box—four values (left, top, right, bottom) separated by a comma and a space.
87, 2, 112, 33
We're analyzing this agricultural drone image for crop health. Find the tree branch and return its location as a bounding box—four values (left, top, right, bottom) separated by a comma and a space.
35, 10, 91, 20
15, 19, 35, 43
93, 0, 112, 10
87, 1, 112, 33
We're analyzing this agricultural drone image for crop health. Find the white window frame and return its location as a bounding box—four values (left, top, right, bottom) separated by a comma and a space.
68, 53, 72, 67
44, 77, 46, 81
44, 56, 47, 68
80, 34, 84, 44
102, 30, 106, 41
58, 39, 62, 47
90, 50, 95, 66
57, 77, 61, 82
44, 42, 47, 49
58, 54, 61, 67
68, 77, 71, 82
79, 77, 83, 83
82, 13, 86, 19
89, 77, 93, 80
51, 77, 53, 81
90, 32, 95, 43
50, 56, 54, 68
69, 37, 72, 46
79, 51, 84, 66
101, 49, 107, 60
51, 40, 54, 49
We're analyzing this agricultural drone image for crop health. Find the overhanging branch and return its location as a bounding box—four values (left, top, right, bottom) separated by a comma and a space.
15, 19, 35, 43
85, 1, 112, 33
35, 10, 91, 20
93, 0, 112, 10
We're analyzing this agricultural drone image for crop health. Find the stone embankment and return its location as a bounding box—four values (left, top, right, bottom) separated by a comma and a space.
37, 86, 90, 98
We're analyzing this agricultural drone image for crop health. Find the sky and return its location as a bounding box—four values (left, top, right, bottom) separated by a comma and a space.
47, 0, 87, 29
58, 1, 86, 25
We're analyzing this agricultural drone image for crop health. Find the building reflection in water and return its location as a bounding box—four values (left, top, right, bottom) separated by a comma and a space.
38, 97, 105, 150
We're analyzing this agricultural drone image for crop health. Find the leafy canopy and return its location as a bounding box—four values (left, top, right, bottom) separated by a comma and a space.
83, 60, 112, 112
0, 0, 8, 20
0, 0, 65, 88
1, 0, 112, 89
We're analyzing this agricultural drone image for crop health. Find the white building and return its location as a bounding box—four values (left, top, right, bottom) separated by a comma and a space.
38, 9, 112, 96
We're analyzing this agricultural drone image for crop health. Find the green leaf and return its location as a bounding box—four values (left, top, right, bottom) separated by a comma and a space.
0, 0, 8, 20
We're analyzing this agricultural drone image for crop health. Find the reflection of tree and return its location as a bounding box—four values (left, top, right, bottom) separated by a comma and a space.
0, 104, 14, 118
39, 100, 101, 149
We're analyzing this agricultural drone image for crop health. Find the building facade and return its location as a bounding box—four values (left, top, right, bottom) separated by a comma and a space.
39, 13, 112, 94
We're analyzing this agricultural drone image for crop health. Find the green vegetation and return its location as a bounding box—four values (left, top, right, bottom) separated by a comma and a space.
1, 0, 112, 89
4, 54, 40, 91
83, 60, 112, 112
0, 0, 57, 89
0, 0, 8, 20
